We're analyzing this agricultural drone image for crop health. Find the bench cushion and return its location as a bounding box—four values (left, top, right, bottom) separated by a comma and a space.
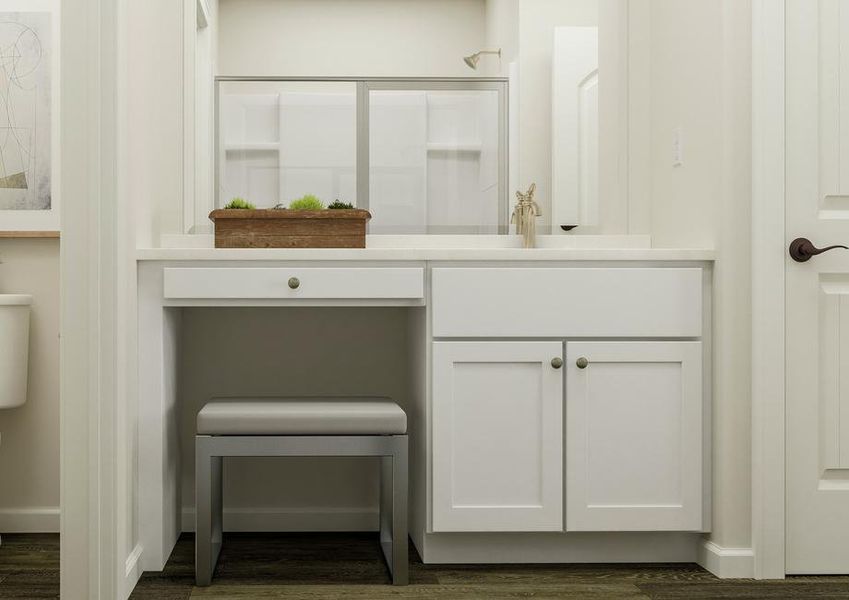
197, 397, 407, 435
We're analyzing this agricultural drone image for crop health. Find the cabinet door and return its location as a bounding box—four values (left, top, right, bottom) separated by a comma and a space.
432, 341, 563, 532
566, 341, 704, 532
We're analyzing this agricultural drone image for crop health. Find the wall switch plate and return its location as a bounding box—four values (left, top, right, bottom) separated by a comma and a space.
672, 127, 683, 167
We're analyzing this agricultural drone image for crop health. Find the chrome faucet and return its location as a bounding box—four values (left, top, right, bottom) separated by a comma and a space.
511, 183, 541, 249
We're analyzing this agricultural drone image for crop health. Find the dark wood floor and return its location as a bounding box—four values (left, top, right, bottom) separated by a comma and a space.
3, 533, 849, 599
0, 534, 59, 599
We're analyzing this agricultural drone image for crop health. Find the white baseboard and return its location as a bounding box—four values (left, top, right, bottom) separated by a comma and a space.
698, 540, 754, 579
125, 543, 143, 578
421, 532, 702, 564
181, 507, 379, 532
122, 543, 144, 600
0, 507, 59, 533
173, 510, 750, 576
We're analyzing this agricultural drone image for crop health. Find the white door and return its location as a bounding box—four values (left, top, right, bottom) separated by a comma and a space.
552, 26, 599, 228
432, 341, 563, 532
565, 342, 704, 532
786, 0, 849, 574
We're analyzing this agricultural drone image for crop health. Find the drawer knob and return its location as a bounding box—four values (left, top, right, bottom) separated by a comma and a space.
288, 277, 300, 290
551, 357, 563, 369
576, 357, 589, 369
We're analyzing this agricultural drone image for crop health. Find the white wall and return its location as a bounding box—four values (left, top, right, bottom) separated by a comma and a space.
0, 239, 60, 532
218, 0, 486, 77
126, 0, 185, 242
192, 0, 219, 233
642, 0, 753, 550
484, 0, 519, 76
646, 4, 722, 248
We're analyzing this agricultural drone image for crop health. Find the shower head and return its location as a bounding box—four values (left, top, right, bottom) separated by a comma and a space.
463, 49, 501, 70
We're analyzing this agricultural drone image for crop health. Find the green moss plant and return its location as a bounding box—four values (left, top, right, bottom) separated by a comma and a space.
224, 197, 256, 209
289, 194, 325, 210
327, 200, 354, 210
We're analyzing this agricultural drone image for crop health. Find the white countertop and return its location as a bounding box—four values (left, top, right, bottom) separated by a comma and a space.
137, 234, 714, 262
137, 247, 714, 262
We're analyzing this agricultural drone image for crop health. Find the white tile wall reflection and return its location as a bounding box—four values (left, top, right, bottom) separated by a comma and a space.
219, 82, 503, 233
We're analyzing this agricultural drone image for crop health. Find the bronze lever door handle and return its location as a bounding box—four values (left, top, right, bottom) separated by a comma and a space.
789, 238, 849, 263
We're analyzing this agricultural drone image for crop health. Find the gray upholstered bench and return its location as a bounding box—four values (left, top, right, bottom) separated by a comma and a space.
195, 397, 409, 586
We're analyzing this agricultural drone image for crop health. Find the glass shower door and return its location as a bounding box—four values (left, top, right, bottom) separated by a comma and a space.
368, 87, 504, 234
212, 78, 507, 235
218, 81, 357, 210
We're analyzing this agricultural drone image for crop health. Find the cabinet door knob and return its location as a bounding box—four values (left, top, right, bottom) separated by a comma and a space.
576, 357, 589, 369
288, 277, 300, 290
551, 357, 563, 369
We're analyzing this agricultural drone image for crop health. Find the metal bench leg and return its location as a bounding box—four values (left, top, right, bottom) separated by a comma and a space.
380, 455, 393, 548
212, 455, 223, 555
196, 436, 223, 586
380, 435, 408, 585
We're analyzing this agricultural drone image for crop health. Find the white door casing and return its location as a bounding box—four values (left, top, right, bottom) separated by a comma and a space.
785, 0, 849, 574
565, 341, 704, 532
751, 0, 786, 580
432, 341, 563, 532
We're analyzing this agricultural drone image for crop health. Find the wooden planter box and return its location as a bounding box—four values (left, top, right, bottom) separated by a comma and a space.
209, 209, 371, 248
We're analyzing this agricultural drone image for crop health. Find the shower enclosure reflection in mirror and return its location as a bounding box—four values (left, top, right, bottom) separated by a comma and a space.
202, 77, 508, 235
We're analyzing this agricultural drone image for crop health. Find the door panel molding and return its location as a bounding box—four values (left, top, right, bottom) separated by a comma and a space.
818, 277, 849, 471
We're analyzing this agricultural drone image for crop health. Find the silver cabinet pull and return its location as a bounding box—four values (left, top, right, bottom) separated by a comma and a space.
288, 277, 300, 290
551, 357, 563, 369
576, 357, 589, 369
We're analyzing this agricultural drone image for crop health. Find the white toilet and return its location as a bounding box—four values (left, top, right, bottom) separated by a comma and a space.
0, 294, 31, 546
0, 294, 32, 410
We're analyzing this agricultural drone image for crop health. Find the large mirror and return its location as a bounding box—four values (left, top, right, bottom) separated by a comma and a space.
187, 0, 630, 237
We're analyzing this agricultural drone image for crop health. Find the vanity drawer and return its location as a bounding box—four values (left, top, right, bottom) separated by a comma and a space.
163, 267, 424, 300
432, 268, 703, 337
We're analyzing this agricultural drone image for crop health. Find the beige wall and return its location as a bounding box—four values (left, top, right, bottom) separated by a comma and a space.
0, 239, 60, 532
645, 0, 753, 549
218, 0, 486, 77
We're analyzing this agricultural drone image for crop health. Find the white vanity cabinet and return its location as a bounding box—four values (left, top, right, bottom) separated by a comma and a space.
431, 341, 564, 532
565, 341, 705, 532
430, 266, 709, 535
134, 255, 713, 572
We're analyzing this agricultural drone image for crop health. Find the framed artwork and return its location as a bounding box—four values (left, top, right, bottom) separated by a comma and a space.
0, 9, 57, 235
